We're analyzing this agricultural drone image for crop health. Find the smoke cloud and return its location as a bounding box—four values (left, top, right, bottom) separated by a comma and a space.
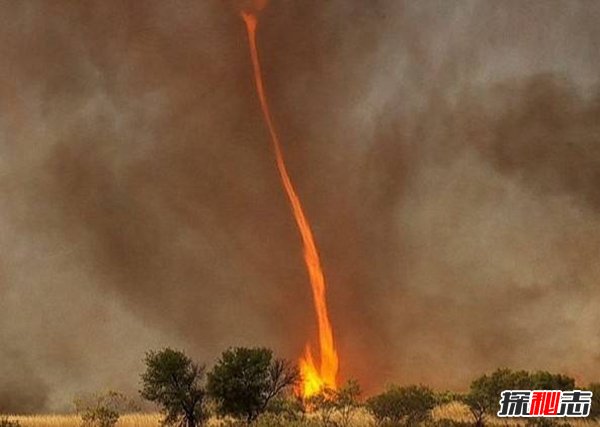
0, 0, 598, 412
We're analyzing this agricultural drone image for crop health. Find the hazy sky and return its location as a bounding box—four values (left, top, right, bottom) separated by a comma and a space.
0, 0, 599, 412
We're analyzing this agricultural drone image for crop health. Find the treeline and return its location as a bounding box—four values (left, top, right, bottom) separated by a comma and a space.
70, 347, 599, 427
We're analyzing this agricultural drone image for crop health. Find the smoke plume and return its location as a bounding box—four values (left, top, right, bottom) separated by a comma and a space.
0, 0, 598, 412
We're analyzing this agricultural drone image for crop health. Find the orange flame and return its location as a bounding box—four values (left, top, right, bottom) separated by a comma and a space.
241, 12, 339, 398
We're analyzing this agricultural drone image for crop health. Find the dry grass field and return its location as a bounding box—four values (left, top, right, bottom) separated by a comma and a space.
4, 413, 159, 427
4, 414, 161, 427
4, 404, 600, 427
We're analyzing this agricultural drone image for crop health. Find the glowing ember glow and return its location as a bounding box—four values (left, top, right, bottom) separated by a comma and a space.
241, 11, 339, 398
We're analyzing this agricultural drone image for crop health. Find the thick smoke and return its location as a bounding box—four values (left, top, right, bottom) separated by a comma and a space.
0, 0, 598, 412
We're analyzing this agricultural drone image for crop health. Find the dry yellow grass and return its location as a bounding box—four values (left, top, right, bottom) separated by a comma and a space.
5, 413, 161, 427
5, 413, 270, 427
5, 409, 600, 427
432, 401, 473, 422
433, 402, 600, 426
5, 414, 79, 427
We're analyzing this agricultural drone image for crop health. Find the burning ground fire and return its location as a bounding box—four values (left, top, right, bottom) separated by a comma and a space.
239, 1, 339, 398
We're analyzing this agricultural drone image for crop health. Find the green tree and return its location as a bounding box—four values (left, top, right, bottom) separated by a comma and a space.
461, 369, 575, 427
366, 385, 436, 426
462, 369, 529, 427
140, 348, 207, 427
527, 370, 575, 427
529, 371, 574, 390
207, 347, 299, 424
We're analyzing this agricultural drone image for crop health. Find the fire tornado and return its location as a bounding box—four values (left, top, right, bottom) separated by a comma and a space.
240, 5, 339, 398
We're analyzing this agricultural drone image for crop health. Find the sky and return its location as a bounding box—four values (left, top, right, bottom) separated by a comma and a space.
0, 0, 599, 412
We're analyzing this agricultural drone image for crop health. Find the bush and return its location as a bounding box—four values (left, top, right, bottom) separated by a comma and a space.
254, 412, 320, 427
0, 417, 20, 427
526, 419, 571, 427
425, 420, 472, 427
586, 383, 600, 419
434, 391, 461, 406
81, 407, 118, 427
74, 390, 138, 427
366, 385, 436, 426
265, 395, 306, 421
307, 380, 362, 427
218, 413, 319, 427
333, 379, 362, 427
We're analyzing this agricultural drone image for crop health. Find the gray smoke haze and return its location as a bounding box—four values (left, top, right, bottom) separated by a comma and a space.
0, 0, 599, 412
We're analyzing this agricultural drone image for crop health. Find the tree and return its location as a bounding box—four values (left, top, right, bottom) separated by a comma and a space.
461, 369, 575, 427
207, 347, 299, 424
366, 385, 436, 426
74, 390, 139, 427
140, 348, 207, 427
462, 369, 529, 427
525, 371, 576, 427
529, 371, 574, 390
461, 377, 497, 427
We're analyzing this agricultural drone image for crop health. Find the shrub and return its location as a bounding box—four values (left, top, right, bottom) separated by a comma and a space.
266, 395, 306, 421
586, 383, 600, 419
0, 417, 20, 427
526, 419, 571, 427
306, 387, 337, 426
218, 412, 319, 427
308, 380, 362, 427
426, 420, 472, 427
434, 391, 462, 405
366, 385, 436, 426
74, 390, 138, 427
254, 412, 320, 427
334, 379, 362, 427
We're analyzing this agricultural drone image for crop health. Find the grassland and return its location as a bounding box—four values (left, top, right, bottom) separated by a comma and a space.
4, 413, 161, 427
4, 404, 600, 426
